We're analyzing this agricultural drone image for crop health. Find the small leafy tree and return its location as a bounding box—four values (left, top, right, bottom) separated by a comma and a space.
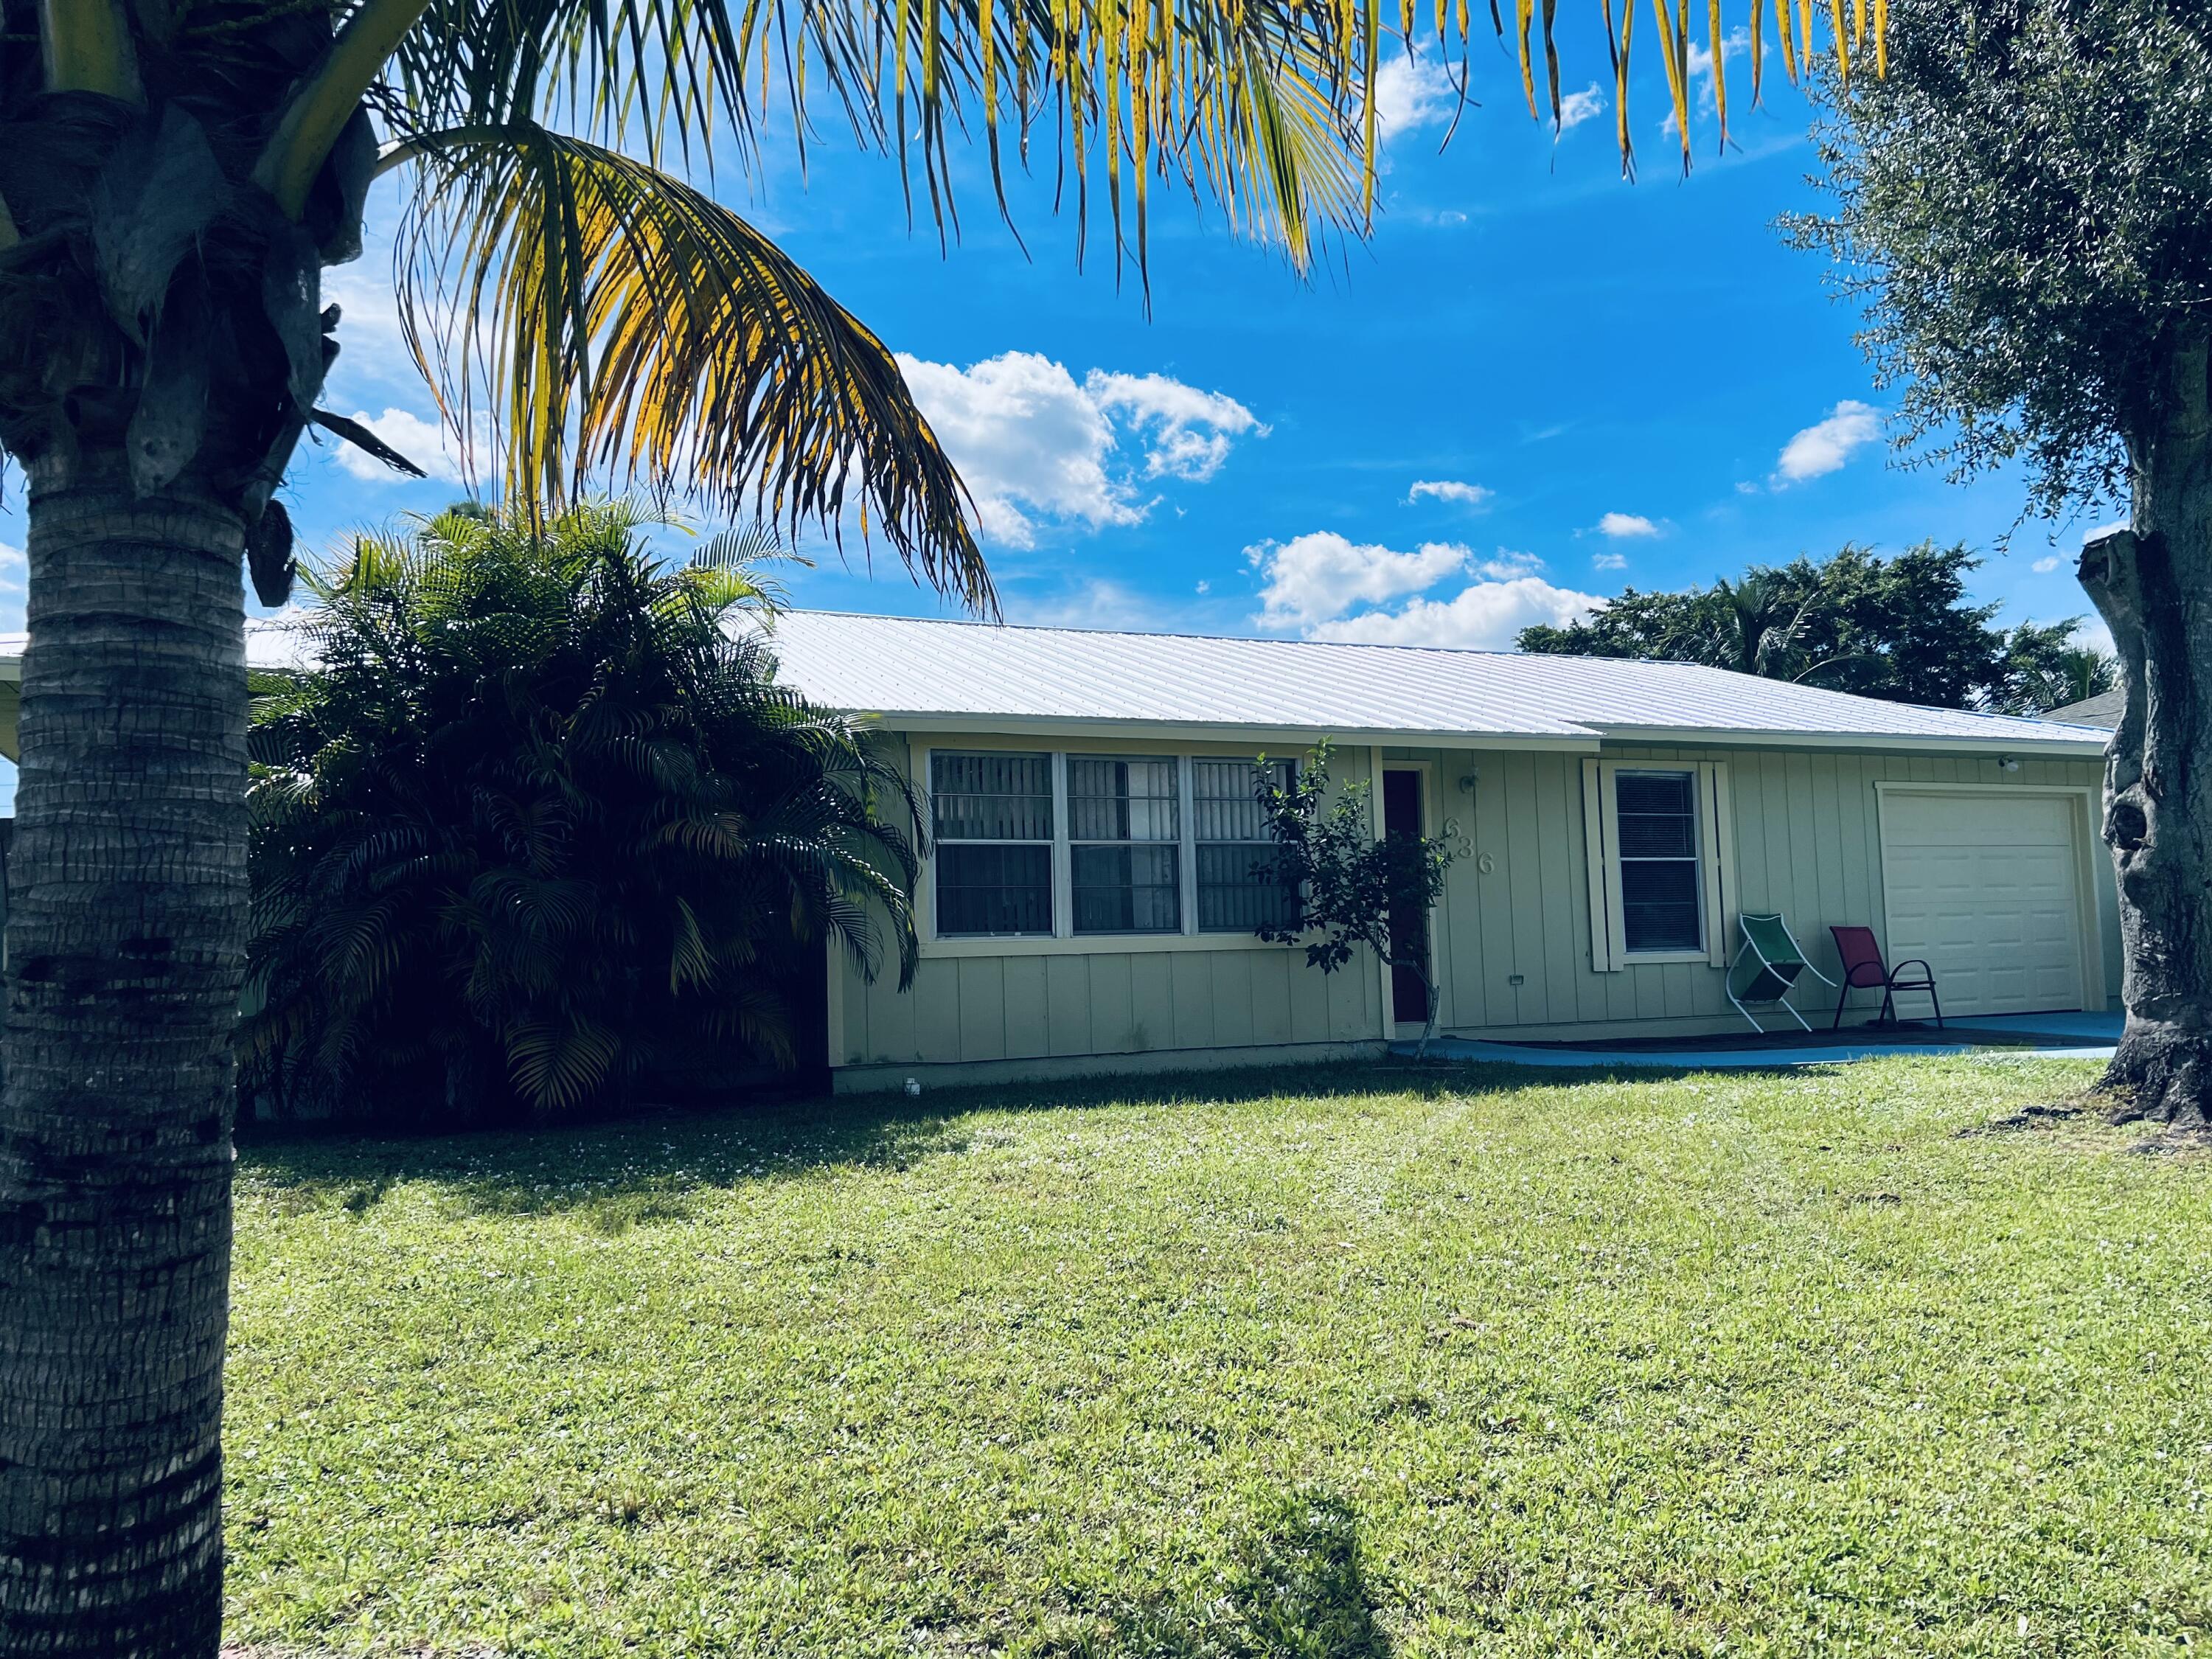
1253, 742, 1457, 1059
243, 501, 917, 1125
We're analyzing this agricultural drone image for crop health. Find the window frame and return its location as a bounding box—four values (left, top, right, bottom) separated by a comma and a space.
914, 742, 1310, 956
1066, 753, 1185, 936
927, 748, 1059, 939
1191, 755, 1299, 935
1582, 758, 1735, 972
1612, 768, 1705, 957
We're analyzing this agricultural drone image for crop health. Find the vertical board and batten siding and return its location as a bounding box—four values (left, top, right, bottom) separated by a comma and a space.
836, 734, 1385, 1070
837, 731, 2115, 1073
1382, 742, 2118, 1040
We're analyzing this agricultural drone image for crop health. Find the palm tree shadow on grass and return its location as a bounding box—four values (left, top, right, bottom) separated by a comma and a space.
234, 1055, 1699, 1222
1048, 1489, 1391, 1659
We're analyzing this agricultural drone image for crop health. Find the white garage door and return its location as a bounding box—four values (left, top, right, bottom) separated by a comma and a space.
1881, 791, 2087, 1018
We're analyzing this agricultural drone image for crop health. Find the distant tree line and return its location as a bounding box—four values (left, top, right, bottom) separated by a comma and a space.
1517, 543, 2113, 715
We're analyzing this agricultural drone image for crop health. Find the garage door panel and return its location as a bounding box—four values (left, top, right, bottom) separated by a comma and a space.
1882, 792, 2085, 1019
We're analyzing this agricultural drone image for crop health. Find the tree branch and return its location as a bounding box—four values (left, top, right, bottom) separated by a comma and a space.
251, 0, 431, 218
40, 0, 140, 100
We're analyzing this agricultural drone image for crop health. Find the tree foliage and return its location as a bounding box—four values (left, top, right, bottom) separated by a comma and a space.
1253, 742, 1455, 1056
1790, 0, 2212, 516
1517, 542, 2114, 714
243, 501, 917, 1125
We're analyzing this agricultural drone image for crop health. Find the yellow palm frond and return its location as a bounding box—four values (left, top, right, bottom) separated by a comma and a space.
389, 124, 991, 611
395, 0, 1371, 276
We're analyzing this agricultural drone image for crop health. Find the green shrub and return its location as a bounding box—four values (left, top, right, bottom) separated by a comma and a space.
243, 501, 915, 1125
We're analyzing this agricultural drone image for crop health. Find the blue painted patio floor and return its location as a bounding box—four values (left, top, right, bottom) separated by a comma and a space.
1395, 1009, 2124, 1070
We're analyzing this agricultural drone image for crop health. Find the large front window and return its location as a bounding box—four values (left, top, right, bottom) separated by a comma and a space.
1070, 757, 1181, 933
932, 751, 1054, 936
1615, 770, 1702, 953
925, 750, 1305, 942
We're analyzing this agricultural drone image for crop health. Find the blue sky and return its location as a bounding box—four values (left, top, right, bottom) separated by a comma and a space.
0, 28, 2112, 669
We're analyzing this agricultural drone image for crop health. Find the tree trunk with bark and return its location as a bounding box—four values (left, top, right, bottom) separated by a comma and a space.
2078, 333, 2212, 1127
0, 461, 248, 1654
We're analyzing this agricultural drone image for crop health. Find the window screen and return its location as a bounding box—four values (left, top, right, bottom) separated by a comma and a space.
1193, 758, 1296, 932
1615, 770, 1702, 953
1068, 757, 1181, 933
932, 752, 1054, 936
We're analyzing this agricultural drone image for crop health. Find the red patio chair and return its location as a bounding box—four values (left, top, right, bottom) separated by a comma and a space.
1829, 926, 1942, 1029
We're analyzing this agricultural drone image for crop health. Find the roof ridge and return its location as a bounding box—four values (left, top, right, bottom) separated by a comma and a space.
781, 608, 1733, 669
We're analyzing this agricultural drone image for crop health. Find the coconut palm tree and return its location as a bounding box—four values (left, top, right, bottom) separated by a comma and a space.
243, 501, 917, 1126
0, 0, 1879, 1647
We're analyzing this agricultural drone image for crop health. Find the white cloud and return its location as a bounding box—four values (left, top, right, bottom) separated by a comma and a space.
1248, 532, 1470, 630
1084, 370, 1266, 481
1557, 83, 1606, 131
1407, 479, 1494, 509
2032, 555, 2065, 574
1773, 400, 1882, 485
1476, 548, 1545, 579
1374, 52, 1454, 145
1311, 577, 1601, 650
1593, 551, 1628, 571
1597, 512, 1661, 538
1195, 580, 1211, 594
329, 407, 468, 484
0, 540, 23, 594
898, 351, 1261, 547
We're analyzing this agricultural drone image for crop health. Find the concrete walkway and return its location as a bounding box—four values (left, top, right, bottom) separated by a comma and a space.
1396, 1009, 2123, 1070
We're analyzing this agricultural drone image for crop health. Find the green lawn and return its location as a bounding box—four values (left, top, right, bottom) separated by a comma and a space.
224, 1057, 2210, 1658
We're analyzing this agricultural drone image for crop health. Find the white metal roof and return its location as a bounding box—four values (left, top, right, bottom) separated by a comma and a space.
0, 618, 316, 682
0, 610, 2115, 757
762, 611, 2113, 757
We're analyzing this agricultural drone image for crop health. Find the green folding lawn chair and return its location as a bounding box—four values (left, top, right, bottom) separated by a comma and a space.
1727, 912, 1837, 1033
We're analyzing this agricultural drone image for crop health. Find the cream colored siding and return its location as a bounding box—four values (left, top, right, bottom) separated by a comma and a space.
1390, 742, 2116, 1040
840, 942, 1380, 1068
836, 734, 1385, 1070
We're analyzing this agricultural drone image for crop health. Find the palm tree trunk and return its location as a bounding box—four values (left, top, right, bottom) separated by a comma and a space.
2079, 334, 2212, 1128
0, 460, 248, 1656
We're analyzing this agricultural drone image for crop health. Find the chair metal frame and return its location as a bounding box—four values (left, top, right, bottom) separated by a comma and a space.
1726, 911, 1837, 1033
1829, 925, 1943, 1029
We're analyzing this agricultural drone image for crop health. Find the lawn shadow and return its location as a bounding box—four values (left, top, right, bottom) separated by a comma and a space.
1046, 1488, 1391, 1659
234, 1052, 1832, 1223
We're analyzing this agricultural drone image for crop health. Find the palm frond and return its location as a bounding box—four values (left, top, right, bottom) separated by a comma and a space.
391, 124, 991, 610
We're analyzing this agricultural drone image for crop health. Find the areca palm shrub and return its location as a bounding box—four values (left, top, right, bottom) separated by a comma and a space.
0, 0, 1882, 1639
242, 502, 915, 1127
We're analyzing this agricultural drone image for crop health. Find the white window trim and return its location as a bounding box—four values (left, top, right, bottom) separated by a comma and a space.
1191, 754, 1296, 936
1582, 758, 1735, 973
920, 745, 1060, 942
1066, 752, 1184, 938
916, 744, 1304, 956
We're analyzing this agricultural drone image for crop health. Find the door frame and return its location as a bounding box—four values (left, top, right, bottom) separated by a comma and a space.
1872, 781, 2107, 1015
1374, 754, 1442, 1036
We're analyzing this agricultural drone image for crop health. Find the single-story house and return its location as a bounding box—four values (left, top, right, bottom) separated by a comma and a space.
0, 615, 2123, 1094
762, 612, 2123, 1093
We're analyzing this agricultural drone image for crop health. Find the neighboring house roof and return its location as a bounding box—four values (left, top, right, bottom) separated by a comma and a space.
762, 611, 2112, 757
0, 618, 316, 681
2044, 686, 2122, 730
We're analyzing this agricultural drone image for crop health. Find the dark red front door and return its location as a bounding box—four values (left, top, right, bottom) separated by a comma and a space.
1382, 769, 1430, 1026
